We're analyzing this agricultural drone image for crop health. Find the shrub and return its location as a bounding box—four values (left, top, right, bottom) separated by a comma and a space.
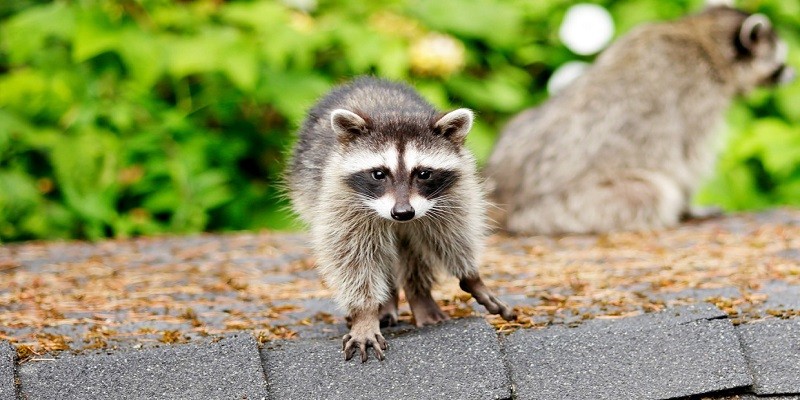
1, 0, 798, 241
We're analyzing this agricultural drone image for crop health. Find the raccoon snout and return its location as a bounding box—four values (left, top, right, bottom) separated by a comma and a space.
770, 65, 796, 85
777, 65, 796, 85
390, 204, 415, 221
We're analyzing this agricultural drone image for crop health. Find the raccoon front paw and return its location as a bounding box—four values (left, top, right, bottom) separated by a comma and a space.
475, 292, 517, 322
342, 330, 388, 362
459, 277, 517, 322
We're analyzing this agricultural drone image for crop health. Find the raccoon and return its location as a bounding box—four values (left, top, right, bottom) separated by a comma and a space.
485, 5, 795, 235
288, 77, 516, 362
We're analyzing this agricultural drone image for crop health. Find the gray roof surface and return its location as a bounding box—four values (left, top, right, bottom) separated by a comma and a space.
2, 210, 800, 399
262, 318, 511, 400
17, 335, 268, 400
0, 341, 16, 400
2, 303, 800, 399
505, 304, 752, 400
738, 319, 800, 396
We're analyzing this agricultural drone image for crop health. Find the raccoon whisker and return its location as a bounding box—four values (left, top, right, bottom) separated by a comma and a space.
429, 203, 462, 211
424, 209, 460, 222
427, 207, 459, 217
429, 203, 464, 213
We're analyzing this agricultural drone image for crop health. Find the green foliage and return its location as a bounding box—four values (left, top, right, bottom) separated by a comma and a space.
0, 0, 798, 241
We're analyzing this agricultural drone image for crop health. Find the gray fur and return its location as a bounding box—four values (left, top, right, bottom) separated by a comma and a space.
486, 5, 794, 235
287, 77, 515, 361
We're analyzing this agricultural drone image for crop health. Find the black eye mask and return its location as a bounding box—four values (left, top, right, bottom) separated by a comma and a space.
415, 170, 460, 199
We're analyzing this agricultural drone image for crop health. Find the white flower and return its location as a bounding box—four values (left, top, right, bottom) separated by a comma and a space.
559, 4, 615, 56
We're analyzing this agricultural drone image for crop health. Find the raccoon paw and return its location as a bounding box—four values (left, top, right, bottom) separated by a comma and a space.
408, 294, 449, 327
342, 330, 388, 362
412, 307, 449, 327
460, 277, 517, 321
379, 311, 398, 328
476, 293, 517, 322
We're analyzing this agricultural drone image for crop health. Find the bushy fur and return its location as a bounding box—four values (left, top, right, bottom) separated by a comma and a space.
287, 77, 514, 361
485, 5, 794, 235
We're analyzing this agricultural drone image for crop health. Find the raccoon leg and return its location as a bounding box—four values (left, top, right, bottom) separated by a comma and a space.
458, 276, 517, 321
398, 241, 449, 327
406, 287, 449, 327
507, 170, 684, 234
346, 286, 398, 328
316, 229, 394, 362
378, 285, 399, 327
420, 227, 516, 322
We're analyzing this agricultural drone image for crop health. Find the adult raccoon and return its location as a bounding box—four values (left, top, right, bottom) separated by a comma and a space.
486, 5, 794, 235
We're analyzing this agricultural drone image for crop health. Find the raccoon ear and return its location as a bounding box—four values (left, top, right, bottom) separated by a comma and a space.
739, 14, 771, 52
331, 109, 367, 141
433, 108, 474, 144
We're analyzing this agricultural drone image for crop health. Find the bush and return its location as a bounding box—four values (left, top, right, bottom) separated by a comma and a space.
1, 0, 798, 241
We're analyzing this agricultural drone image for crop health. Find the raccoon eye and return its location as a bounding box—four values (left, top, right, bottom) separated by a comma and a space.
371, 170, 387, 180
417, 170, 432, 180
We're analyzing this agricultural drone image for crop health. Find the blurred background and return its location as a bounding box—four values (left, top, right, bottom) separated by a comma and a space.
0, 0, 798, 242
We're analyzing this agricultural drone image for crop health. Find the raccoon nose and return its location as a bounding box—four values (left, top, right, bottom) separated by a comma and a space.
391, 204, 415, 221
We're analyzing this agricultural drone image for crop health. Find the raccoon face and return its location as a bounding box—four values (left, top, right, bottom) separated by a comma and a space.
332, 108, 472, 222
734, 13, 795, 90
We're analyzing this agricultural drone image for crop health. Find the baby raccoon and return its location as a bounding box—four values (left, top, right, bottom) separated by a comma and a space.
288, 77, 515, 362
485, 5, 795, 235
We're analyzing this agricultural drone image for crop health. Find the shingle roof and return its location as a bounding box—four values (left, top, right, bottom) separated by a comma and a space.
2, 210, 800, 399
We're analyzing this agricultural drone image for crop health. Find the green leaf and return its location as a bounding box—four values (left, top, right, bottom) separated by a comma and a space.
117, 28, 165, 89
220, 0, 290, 30
775, 80, 800, 123
754, 120, 800, 179
220, 38, 259, 92
51, 129, 120, 224
376, 39, 409, 79
258, 70, 331, 125
410, 0, 523, 48
72, 9, 120, 62
163, 33, 221, 78
164, 27, 258, 91
1, 2, 75, 63
447, 73, 529, 113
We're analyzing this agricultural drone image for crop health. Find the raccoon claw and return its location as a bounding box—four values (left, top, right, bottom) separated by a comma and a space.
460, 277, 517, 322
342, 332, 388, 362
476, 293, 517, 321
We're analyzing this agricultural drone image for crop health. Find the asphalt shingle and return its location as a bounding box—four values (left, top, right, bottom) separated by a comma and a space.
0, 341, 16, 400
262, 317, 511, 400
705, 394, 800, 399
737, 319, 800, 395
18, 334, 268, 400
505, 304, 752, 400
757, 282, 800, 310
